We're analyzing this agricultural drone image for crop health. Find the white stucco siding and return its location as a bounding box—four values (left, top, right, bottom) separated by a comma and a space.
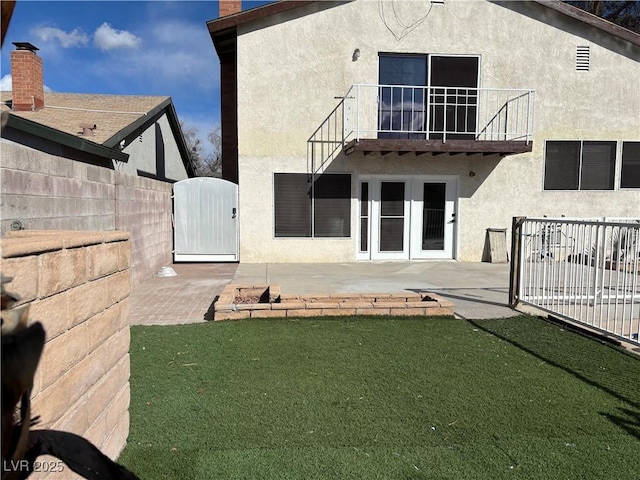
236, 0, 638, 156
238, 156, 355, 262
235, 0, 640, 263
453, 153, 640, 260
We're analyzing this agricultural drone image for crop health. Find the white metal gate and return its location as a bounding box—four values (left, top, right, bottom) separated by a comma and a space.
511, 217, 639, 345
173, 178, 239, 262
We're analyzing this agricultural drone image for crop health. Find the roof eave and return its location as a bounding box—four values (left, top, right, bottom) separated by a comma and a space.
164, 101, 197, 178
3, 113, 129, 162
532, 0, 640, 47
102, 98, 168, 149
207, 1, 318, 36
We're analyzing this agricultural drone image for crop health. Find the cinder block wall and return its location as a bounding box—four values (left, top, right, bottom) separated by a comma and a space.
1, 230, 132, 478
0, 141, 116, 232
1, 141, 173, 288
115, 172, 173, 287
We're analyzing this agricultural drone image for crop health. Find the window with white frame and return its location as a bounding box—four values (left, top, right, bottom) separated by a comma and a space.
544, 140, 616, 190
621, 141, 640, 189
274, 173, 351, 238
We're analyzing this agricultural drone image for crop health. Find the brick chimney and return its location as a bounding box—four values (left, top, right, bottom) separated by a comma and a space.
219, 0, 242, 17
10, 42, 44, 111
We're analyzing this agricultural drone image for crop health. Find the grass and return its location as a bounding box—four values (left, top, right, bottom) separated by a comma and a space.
118, 316, 640, 479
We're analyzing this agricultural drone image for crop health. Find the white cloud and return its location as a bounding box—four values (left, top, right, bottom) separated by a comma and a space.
88, 19, 217, 92
33, 26, 89, 48
94, 22, 141, 51
0, 74, 52, 92
0, 74, 12, 91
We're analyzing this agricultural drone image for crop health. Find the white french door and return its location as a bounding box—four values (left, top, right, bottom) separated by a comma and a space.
358, 176, 457, 260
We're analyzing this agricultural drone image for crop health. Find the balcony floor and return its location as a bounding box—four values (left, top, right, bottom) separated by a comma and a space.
344, 139, 533, 157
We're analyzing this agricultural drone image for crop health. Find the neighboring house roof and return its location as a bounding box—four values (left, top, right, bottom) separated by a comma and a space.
206, 0, 640, 48
0, 92, 196, 176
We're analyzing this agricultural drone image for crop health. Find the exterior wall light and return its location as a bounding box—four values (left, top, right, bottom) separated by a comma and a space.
352, 48, 361, 62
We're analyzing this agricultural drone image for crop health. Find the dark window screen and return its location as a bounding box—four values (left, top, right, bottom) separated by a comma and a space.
430, 56, 479, 87
580, 141, 615, 190
274, 174, 311, 237
621, 142, 640, 188
314, 174, 351, 237
544, 141, 580, 190
274, 173, 351, 238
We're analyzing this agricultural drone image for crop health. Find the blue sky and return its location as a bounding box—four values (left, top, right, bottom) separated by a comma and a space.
1, 0, 272, 151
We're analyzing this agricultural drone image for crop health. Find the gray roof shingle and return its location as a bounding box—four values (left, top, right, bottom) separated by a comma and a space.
1, 91, 170, 145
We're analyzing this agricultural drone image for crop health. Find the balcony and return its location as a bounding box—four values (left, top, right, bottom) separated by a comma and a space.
308, 84, 535, 172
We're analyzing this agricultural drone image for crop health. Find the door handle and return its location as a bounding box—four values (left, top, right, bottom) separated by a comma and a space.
232, 207, 237, 219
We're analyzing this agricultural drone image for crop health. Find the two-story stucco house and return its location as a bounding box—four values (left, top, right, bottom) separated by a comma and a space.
208, 0, 640, 263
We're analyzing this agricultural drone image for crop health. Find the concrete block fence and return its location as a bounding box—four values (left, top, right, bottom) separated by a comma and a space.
115, 173, 173, 288
0, 141, 173, 288
1, 230, 132, 478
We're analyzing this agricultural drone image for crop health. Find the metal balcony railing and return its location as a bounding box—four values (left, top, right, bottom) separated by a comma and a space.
308, 84, 535, 173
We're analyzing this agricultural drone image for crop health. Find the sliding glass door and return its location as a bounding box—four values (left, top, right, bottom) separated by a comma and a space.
378, 54, 479, 140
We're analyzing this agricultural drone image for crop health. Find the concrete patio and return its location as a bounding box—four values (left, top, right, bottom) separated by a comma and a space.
130, 261, 519, 325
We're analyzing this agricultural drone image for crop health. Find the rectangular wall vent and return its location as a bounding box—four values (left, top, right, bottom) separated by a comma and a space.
576, 46, 590, 71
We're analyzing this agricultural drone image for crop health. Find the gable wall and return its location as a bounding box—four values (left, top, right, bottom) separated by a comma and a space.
118, 113, 190, 182
234, 0, 639, 262
237, 0, 639, 156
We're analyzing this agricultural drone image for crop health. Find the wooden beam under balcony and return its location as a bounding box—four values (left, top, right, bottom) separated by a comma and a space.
344, 139, 533, 157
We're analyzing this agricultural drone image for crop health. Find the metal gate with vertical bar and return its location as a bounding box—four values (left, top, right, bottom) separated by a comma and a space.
173, 177, 239, 262
510, 217, 639, 345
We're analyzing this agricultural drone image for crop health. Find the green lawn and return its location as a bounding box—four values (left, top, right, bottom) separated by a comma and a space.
119, 316, 639, 479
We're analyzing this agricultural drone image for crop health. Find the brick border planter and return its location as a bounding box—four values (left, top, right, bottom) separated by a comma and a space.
215, 284, 454, 320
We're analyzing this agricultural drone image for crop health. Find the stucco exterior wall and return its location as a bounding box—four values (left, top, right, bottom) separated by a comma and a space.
234, 0, 640, 262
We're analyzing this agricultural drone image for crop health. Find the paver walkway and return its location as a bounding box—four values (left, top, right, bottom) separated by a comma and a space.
129, 263, 237, 325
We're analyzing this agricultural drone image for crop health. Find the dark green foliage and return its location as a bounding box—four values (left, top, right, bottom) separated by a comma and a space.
119, 316, 639, 479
